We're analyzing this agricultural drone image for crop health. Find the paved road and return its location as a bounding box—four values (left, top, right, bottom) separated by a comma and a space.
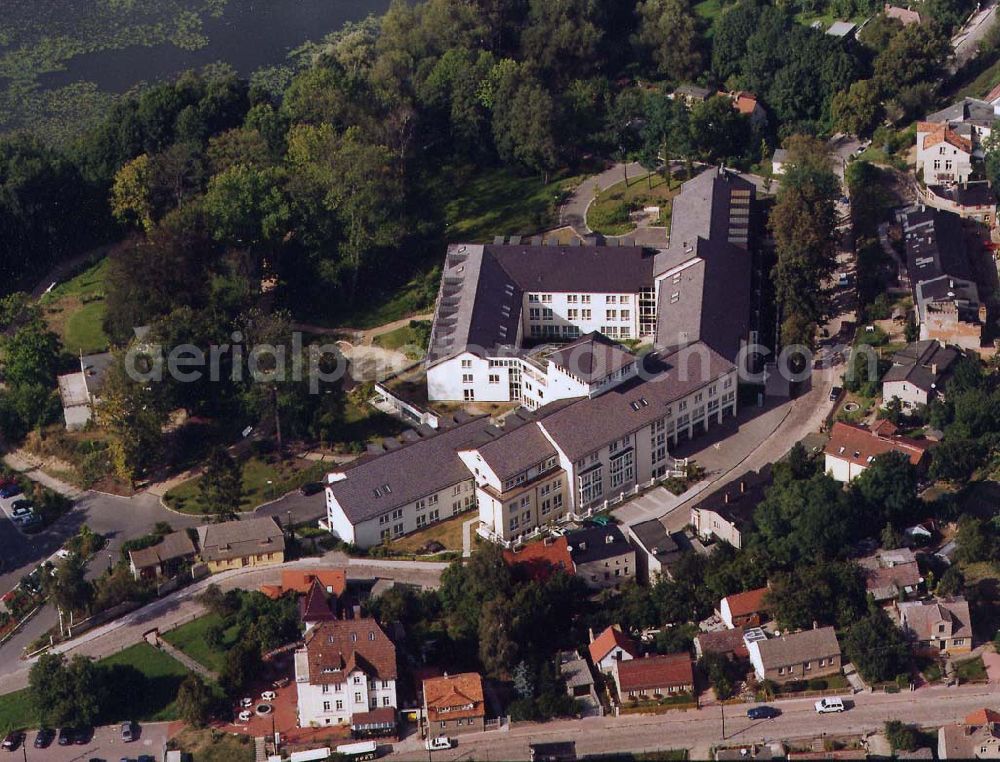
390, 684, 1000, 761
16, 721, 169, 761
558, 162, 646, 236
952, 1, 998, 74
0, 551, 447, 693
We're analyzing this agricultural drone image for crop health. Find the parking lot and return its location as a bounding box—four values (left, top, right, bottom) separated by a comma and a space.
11, 721, 168, 761
0, 486, 41, 537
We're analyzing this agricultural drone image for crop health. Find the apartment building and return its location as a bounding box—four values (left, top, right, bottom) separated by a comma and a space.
324, 414, 497, 549
295, 618, 398, 728
690, 466, 772, 550
426, 167, 756, 404
461, 341, 738, 543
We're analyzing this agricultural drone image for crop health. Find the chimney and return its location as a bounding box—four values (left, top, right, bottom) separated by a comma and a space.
588, 627, 595, 643
740, 480, 746, 493
813, 620, 819, 630
724, 493, 730, 504
931, 362, 938, 376
353, 604, 361, 619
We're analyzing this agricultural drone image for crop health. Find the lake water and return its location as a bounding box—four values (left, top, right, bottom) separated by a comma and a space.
39, 0, 392, 92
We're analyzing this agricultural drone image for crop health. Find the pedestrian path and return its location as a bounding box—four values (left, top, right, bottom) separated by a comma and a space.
255, 736, 268, 762
156, 637, 219, 683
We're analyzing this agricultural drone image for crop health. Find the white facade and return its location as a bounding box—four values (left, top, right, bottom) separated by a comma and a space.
746, 639, 767, 681
326, 476, 476, 549
824, 453, 866, 483
522, 291, 642, 342
296, 660, 398, 727
882, 379, 930, 410
595, 646, 634, 674
917, 128, 975, 185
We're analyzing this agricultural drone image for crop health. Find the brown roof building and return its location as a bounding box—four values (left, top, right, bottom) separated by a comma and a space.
613, 653, 694, 699
503, 536, 574, 582
423, 672, 486, 735
719, 587, 771, 629
898, 597, 974, 656
824, 421, 931, 482
589, 624, 639, 672
197, 517, 285, 572
128, 531, 196, 581
260, 569, 348, 599
747, 627, 842, 684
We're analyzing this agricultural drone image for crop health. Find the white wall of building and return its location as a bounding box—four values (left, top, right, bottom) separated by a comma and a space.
297, 666, 398, 727
824, 454, 866, 483
521, 292, 641, 342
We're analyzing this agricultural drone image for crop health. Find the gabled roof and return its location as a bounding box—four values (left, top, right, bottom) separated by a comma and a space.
965, 708, 1000, 726
589, 624, 639, 664
721, 587, 770, 618
615, 653, 694, 691
327, 416, 497, 525
926, 97, 997, 127
904, 207, 974, 286
823, 421, 931, 468
753, 627, 841, 669
198, 517, 284, 563
423, 672, 485, 722
693, 465, 773, 527
300, 579, 338, 623
263, 569, 347, 598
885, 4, 921, 25
566, 525, 633, 566
922, 126, 973, 154
302, 618, 397, 685
731, 91, 761, 116
128, 531, 196, 569
882, 340, 958, 393
467, 420, 557, 482
696, 628, 749, 659
898, 597, 973, 641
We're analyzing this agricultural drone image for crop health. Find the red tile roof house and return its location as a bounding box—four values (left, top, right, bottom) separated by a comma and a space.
718, 587, 770, 629
823, 421, 931, 483
694, 627, 750, 661
612, 653, 694, 703
423, 672, 486, 736
502, 536, 574, 583
588, 624, 639, 673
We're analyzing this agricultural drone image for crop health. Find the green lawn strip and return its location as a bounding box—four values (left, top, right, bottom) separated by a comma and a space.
587, 173, 678, 237
99, 642, 196, 722
63, 299, 109, 354
164, 456, 327, 515
955, 655, 988, 683
0, 689, 37, 733
39, 257, 109, 304
40, 257, 110, 354
162, 613, 241, 673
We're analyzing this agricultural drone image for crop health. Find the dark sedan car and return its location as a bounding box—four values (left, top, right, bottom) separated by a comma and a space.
1, 732, 23, 751
299, 481, 324, 496
57, 728, 74, 746
33, 728, 54, 748
0, 484, 21, 499
747, 705, 780, 720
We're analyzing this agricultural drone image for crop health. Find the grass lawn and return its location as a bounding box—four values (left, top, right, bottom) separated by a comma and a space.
40, 257, 110, 354
388, 509, 471, 554
98, 642, 193, 722
169, 727, 255, 762
373, 320, 432, 359
955, 655, 988, 683
162, 613, 241, 673
443, 165, 584, 242
587, 173, 679, 237
163, 455, 328, 515
0, 689, 36, 732
694, 0, 723, 34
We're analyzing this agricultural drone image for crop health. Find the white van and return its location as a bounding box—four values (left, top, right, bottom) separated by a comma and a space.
815, 696, 846, 714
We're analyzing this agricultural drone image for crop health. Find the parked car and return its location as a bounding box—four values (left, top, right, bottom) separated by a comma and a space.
121, 721, 134, 742
299, 482, 324, 496
1, 731, 23, 750
0, 484, 21, 499
261, 691, 276, 702
828, 386, 842, 402
33, 728, 54, 748
746, 705, 780, 720
815, 697, 846, 714
425, 736, 454, 751
138, 755, 155, 762
75, 727, 93, 744
10, 501, 33, 522
21, 515, 43, 532
57, 728, 74, 746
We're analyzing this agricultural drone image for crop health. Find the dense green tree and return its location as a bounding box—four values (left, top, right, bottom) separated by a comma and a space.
220, 637, 264, 694
955, 516, 995, 565
520, 0, 604, 82
930, 438, 985, 484
45, 553, 94, 628
689, 96, 751, 164
636, 0, 703, 81
28, 654, 105, 729
711, 1, 764, 82
873, 23, 949, 96
199, 447, 243, 521
766, 561, 867, 630
202, 163, 290, 249
850, 451, 919, 529
831, 79, 883, 137
176, 674, 214, 727
844, 610, 910, 683
492, 73, 559, 179
3, 320, 62, 389
439, 544, 513, 642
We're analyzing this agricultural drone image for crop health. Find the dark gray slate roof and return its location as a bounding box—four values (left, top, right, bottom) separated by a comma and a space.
81, 352, 114, 396
469, 420, 558, 482
327, 416, 498, 524
566, 524, 633, 565
882, 340, 959, 392
653, 168, 754, 360
926, 97, 997, 128
545, 332, 637, 383
629, 519, 683, 567
538, 342, 734, 462
904, 207, 974, 284
693, 465, 773, 526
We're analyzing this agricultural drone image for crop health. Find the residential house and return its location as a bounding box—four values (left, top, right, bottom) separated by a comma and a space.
57, 351, 113, 430
558, 650, 597, 706
612, 653, 694, 701
823, 421, 931, 483
426, 166, 757, 404
858, 547, 923, 603
503, 536, 574, 582
627, 519, 684, 583
916, 123, 975, 185
694, 627, 749, 661
729, 91, 767, 127
938, 709, 1000, 759
691, 466, 772, 550
589, 624, 639, 673
462, 342, 738, 544
903, 207, 986, 351
922, 182, 995, 224
882, 340, 959, 410
197, 517, 285, 573
422, 672, 486, 736
300, 579, 340, 630
127, 531, 196, 581
885, 4, 921, 25
672, 84, 712, 105
747, 627, 842, 683
566, 524, 636, 590
324, 414, 495, 549
260, 569, 348, 600
897, 597, 973, 656
294, 618, 398, 728
826, 20, 857, 38
719, 587, 771, 629
771, 148, 789, 177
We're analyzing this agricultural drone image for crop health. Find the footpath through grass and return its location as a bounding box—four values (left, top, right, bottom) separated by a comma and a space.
40, 257, 110, 354
162, 613, 241, 673
588, 173, 679, 237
